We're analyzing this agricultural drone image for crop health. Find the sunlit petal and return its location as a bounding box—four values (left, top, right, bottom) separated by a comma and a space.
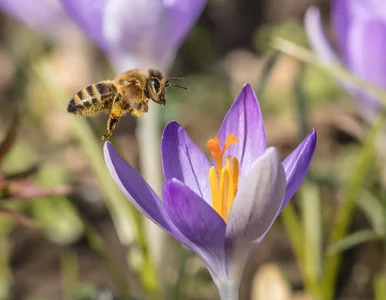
104, 142, 175, 232
218, 84, 267, 179
162, 121, 211, 203
60, 0, 106, 49
281, 129, 317, 212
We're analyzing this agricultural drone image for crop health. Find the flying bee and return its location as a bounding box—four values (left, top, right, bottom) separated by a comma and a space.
67, 68, 186, 140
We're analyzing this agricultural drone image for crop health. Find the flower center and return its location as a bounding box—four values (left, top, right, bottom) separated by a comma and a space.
207, 134, 240, 222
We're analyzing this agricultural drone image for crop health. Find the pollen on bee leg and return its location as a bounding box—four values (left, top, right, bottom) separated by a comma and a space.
132, 109, 144, 118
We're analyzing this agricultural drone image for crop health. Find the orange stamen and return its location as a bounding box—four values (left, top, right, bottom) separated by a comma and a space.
207, 137, 223, 171
207, 134, 240, 222
222, 134, 239, 157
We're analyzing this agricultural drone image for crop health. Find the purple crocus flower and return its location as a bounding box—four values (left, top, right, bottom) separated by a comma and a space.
0, 0, 72, 37
104, 84, 316, 299
305, 1, 386, 121
60, 0, 206, 72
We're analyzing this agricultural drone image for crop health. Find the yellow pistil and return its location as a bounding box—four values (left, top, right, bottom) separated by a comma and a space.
207, 134, 240, 222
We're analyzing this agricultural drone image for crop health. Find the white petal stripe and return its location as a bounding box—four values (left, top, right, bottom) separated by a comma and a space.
226, 147, 286, 242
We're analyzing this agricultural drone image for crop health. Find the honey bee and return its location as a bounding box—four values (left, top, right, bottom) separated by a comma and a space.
67, 68, 186, 140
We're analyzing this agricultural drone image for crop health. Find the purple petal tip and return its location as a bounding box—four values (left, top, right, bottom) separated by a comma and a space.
163, 121, 181, 134
103, 141, 114, 156
310, 129, 317, 147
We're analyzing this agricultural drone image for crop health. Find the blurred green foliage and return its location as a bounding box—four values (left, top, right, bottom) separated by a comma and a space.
1, 4, 386, 300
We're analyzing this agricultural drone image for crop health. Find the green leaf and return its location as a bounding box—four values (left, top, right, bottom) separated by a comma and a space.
0, 112, 18, 165
322, 112, 386, 299
357, 190, 385, 236
374, 273, 386, 300
256, 52, 280, 99
328, 229, 379, 254
31, 166, 83, 245
271, 37, 386, 105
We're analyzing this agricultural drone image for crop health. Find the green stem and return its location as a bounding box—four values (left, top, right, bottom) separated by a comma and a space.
33, 62, 157, 294
170, 246, 190, 300
322, 113, 386, 299
256, 52, 280, 99
217, 283, 239, 300
294, 64, 322, 296
294, 63, 308, 138
374, 273, 386, 300
381, 190, 386, 252
281, 203, 317, 295
61, 250, 78, 300
301, 182, 322, 297
0, 227, 10, 300
84, 223, 131, 299
33, 62, 137, 246
271, 37, 386, 105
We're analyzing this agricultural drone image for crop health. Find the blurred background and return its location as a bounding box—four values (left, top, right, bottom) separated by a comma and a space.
0, 0, 385, 299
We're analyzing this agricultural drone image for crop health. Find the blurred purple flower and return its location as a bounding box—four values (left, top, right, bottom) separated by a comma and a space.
0, 0, 72, 37
60, 0, 206, 72
104, 84, 316, 298
305, 1, 386, 120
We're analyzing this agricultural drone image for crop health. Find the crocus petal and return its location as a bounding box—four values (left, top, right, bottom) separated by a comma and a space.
1, 0, 70, 37
102, 0, 205, 72
223, 148, 286, 283
105, 141, 223, 270
332, 0, 351, 59
226, 147, 286, 242
304, 7, 340, 65
162, 121, 211, 203
163, 179, 226, 246
163, 179, 227, 278
346, 19, 386, 93
280, 130, 317, 212
331, 0, 386, 64
305, 6, 383, 119
370, 0, 386, 22
104, 142, 176, 233
102, 0, 166, 71
61, 0, 206, 72
218, 84, 267, 179
60, 0, 106, 50
342, 18, 386, 117
165, 0, 207, 49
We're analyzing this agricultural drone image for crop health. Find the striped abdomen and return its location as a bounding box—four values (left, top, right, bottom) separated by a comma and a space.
67, 81, 118, 115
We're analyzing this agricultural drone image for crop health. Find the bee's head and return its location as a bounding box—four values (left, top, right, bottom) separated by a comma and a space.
146, 69, 187, 106
146, 69, 166, 106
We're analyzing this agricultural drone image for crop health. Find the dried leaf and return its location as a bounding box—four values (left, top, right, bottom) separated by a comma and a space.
1, 180, 72, 201
4, 164, 39, 180
0, 111, 19, 164
0, 208, 41, 227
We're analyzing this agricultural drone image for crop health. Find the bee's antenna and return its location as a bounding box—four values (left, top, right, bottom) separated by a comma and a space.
165, 77, 187, 90
167, 77, 185, 81
165, 83, 187, 90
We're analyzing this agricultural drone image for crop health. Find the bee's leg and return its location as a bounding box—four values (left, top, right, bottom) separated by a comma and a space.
102, 94, 123, 140
132, 101, 148, 118
102, 116, 120, 140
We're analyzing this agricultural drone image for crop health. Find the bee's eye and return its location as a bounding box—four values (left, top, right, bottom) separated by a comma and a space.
151, 78, 161, 92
